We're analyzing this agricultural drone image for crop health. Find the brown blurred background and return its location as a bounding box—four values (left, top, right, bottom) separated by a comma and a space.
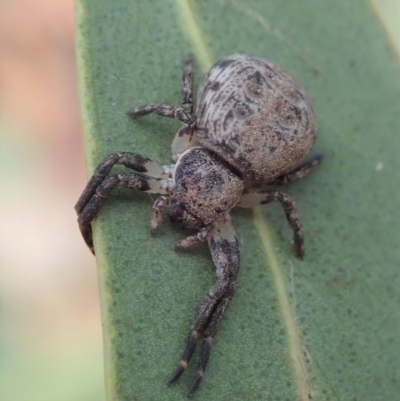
0, 1, 102, 400
0, 1, 398, 400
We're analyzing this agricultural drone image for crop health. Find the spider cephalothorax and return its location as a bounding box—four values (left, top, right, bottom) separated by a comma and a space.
75, 54, 322, 396
169, 147, 244, 230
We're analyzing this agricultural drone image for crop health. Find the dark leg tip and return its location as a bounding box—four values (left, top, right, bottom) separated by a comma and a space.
312, 153, 324, 165
185, 54, 193, 64
187, 373, 203, 397
295, 244, 305, 259
167, 365, 185, 386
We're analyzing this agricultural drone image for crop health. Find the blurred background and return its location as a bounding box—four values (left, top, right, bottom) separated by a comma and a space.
0, 1, 398, 400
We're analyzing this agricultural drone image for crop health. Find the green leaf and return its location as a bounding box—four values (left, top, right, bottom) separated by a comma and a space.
76, 0, 400, 400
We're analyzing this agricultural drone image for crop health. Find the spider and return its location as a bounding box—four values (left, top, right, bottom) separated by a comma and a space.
75, 54, 322, 396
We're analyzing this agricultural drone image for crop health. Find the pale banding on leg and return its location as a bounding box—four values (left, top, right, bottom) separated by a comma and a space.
77, 173, 172, 253
75, 152, 174, 215
128, 103, 194, 126
169, 213, 240, 393
151, 196, 170, 235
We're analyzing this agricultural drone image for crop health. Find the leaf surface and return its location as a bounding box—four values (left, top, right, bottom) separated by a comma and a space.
76, 1, 400, 399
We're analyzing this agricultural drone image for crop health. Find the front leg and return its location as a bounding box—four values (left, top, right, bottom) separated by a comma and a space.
78, 174, 173, 253
168, 214, 239, 396
75, 152, 174, 215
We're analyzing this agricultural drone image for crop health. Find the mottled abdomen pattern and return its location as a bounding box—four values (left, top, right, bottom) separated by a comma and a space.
195, 54, 317, 185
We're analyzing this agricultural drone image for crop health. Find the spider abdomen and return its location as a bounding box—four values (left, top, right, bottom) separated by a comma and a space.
195, 54, 317, 185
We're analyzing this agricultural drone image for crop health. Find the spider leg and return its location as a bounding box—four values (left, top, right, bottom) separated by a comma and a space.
168, 214, 239, 395
187, 297, 231, 396
167, 291, 221, 387
173, 225, 213, 250
269, 154, 323, 186
171, 124, 198, 161
239, 191, 304, 257
75, 152, 173, 215
128, 103, 194, 126
130, 57, 198, 161
78, 173, 172, 253
151, 196, 170, 235
182, 55, 193, 114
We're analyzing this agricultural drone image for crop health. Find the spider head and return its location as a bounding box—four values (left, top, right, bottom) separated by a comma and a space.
168, 200, 204, 230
